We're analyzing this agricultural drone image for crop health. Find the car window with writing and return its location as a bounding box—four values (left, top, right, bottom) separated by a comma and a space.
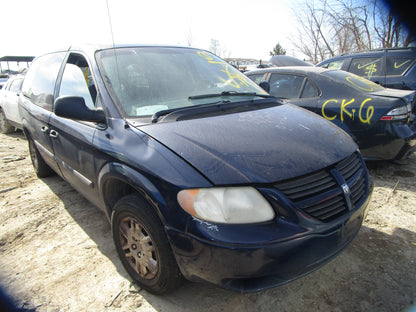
327, 60, 344, 69
386, 57, 416, 76
349, 57, 383, 78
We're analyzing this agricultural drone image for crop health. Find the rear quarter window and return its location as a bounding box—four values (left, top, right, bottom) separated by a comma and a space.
301, 79, 319, 98
22, 52, 66, 111
386, 57, 416, 76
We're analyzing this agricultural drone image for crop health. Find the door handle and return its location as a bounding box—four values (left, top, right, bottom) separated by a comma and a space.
41, 126, 49, 132
49, 130, 59, 138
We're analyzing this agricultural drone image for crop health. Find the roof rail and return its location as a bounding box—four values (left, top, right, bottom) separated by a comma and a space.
340, 47, 416, 56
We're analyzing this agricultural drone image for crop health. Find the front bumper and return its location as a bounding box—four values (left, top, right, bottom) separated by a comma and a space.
166, 189, 372, 292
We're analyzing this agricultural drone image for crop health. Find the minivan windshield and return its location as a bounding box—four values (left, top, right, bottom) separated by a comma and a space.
96, 47, 268, 117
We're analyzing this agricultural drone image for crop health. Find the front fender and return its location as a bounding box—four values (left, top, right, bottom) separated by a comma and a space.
98, 162, 166, 219
97, 162, 196, 232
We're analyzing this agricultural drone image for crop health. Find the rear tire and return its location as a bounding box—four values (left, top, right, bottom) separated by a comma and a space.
28, 138, 55, 177
112, 194, 183, 294
0, 108, 13, 134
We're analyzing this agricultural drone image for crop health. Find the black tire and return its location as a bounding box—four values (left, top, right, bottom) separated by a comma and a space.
112, 194, 183, 294
0, 108, 13, 134
28, 138, 55, 178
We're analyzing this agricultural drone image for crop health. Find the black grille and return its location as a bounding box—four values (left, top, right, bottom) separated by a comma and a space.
275, 152, 367, 222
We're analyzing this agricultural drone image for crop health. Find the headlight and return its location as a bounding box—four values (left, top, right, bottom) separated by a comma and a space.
177, 187, 275, 224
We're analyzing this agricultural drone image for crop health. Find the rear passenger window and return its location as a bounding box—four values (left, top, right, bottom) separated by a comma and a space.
21, 52, 66, 111
386, 57, 416, 76
349, 57, 383, 79
10, 78, 23, 93
269, 74, 305, 99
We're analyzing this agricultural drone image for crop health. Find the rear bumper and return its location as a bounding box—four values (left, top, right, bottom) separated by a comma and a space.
360, 120, 416, 161
167, 190, 372, 292
396, 118, 416, 159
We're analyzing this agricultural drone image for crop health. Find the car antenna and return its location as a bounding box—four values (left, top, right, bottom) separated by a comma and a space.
106, 0, 129, 129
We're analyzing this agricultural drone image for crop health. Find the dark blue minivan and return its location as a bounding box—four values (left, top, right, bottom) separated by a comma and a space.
19, 44, 373, 294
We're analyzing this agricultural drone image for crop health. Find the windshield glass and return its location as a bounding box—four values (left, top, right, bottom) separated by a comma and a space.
96, 47, 268, 117
322, 69, 385, 93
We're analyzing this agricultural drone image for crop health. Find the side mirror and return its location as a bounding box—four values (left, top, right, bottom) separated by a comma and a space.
259, 80, 270, 93
54, 96, 106, 124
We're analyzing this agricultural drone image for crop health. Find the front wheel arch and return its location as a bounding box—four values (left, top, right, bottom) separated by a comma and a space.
98, 162, 169, 223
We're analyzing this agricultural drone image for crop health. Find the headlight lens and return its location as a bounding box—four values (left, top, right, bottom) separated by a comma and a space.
177, 187, 275, 224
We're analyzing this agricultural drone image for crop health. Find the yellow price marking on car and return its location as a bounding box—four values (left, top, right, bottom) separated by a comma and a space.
197, 51, 250, 89
84, 67, 89, 83
364, 63, 377, 77
394, 59, 411, 69
357, 61, 377, 69
322, 98, 374, 124
346, 76, 375, 92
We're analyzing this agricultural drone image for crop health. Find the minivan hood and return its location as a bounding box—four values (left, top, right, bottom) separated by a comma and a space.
138, 104, 357, 185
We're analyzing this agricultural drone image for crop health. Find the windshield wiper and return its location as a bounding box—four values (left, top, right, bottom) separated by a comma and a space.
151, 92, 277, 123
188, 91, 274, 100
151, 107, 185, 123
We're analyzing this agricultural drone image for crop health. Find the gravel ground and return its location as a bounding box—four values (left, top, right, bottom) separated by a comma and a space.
0, 131, 415, 312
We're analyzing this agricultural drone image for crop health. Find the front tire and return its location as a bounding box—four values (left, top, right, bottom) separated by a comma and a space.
112, 194, 183, 294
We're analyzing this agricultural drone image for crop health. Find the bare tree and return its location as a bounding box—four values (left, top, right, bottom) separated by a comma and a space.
185, 22, 194, 47
290, 0, 415, 64
371, 0, 414, 48
208, 39, 231, 58
290, 0, 336, 63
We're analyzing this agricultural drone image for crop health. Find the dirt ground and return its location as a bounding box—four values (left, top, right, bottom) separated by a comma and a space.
0, 131, 415, 312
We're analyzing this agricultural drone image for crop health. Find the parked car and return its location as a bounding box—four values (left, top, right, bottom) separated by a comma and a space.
0, 56, 34, 89
19, 44, 372, 294
0, 75, 24, 133
246, 66, 416, 161
270, 55, 312, 67
317, 48, 416, 90
0, 76, 8, 89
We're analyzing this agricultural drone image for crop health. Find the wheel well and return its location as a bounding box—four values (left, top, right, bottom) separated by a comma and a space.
103, 179, 135, 212
102, 178, 158, 220
22, 127, 30, 139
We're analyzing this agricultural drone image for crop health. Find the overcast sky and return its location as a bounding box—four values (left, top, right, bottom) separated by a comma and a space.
1, 0, 300, 61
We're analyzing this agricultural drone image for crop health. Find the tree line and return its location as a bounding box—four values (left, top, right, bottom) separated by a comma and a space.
290, 0, 415, 64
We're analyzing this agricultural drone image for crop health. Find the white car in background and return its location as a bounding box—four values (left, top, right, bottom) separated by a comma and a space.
0, 75, 24, 133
